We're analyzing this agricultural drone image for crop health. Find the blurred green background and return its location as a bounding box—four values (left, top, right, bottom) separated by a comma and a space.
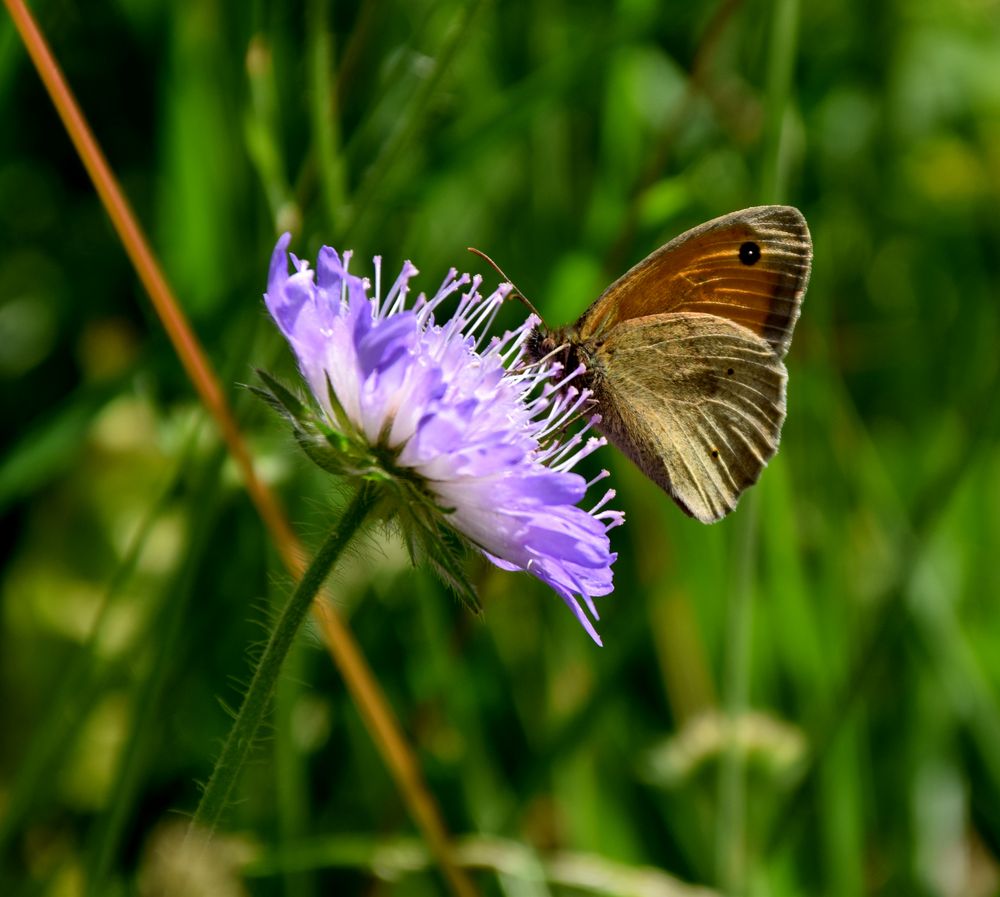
2, 0, 1000, 894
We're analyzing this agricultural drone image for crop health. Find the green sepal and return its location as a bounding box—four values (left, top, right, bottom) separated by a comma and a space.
249, 367, 484, 616
425, 523, 483, 616
293, 428, 353, 476
325, 372, 354, 436
390, 484, 482, 616
245, 383, 289, 418
252, 368, 311, 426
251, 369, 362, 477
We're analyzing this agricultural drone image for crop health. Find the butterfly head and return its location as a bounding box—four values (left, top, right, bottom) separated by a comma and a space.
525, 323, 587, 376
525, 324, 555, 363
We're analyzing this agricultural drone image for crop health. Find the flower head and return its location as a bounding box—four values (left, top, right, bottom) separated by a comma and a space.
261, 234, 623, 644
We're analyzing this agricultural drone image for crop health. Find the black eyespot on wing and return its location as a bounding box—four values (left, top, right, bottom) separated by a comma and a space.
711, 448, 720, 459
739, 241, 761, 265
726, 367, 734, 376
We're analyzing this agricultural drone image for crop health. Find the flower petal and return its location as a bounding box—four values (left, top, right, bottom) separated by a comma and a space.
262, 235, 622, 644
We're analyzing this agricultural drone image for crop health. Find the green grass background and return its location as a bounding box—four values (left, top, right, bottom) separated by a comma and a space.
2, 0, 1000, 894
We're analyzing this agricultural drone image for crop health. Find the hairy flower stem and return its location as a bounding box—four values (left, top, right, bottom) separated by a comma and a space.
191, 483, 378, 835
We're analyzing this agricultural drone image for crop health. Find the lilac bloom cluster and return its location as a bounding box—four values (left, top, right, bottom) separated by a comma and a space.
263, 234, 623, 644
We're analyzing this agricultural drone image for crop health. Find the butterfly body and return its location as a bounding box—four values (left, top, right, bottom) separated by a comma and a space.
526, 206, 812, 523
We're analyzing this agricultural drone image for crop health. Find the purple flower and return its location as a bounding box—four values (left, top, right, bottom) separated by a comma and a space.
263, 234, 623, 644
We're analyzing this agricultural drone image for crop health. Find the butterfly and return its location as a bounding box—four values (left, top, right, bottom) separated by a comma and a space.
523, 205, 812, 523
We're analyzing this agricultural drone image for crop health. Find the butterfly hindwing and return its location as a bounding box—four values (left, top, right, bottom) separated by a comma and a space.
592, 312, 787, 522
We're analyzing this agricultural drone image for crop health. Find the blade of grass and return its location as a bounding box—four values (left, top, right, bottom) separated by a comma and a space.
0, 413, 206, 866
764, 364, 1000, 857
2, 4, 476, 895
715, 491, 758, 894
759, 0, 801, 206
245, 32, 298, 231
84, 442, 228, 894
292, 0, 379, 210
715, 0, 802, 889
339, 0, 487, 243
307, 0, 347, 233
603, 0, 745, 276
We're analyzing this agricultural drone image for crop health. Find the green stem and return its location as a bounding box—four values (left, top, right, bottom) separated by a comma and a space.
716, 490, 759, 895
308, 0, 347, 233
760, 0, 800, 203
191, 483, 377, 835
340, 0, 486, 243
715, 0, 801, 886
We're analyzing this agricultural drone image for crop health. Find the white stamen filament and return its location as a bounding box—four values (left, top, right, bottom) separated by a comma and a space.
553, 436, 606, 473
587, 469, 611, 489
589, 488, 617, 515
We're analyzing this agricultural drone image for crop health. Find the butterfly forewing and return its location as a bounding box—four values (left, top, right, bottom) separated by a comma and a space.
592, 313, 787, 523
579, 206, 811, 358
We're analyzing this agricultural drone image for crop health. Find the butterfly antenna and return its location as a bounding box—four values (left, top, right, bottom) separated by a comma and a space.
467, 247, 546, 325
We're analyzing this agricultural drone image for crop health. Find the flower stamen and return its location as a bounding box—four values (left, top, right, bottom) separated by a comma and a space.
262, 234, 623, 644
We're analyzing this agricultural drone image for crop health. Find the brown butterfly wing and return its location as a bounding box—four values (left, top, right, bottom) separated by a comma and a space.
591, 313, 786, 523
578, 206, 811, 358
